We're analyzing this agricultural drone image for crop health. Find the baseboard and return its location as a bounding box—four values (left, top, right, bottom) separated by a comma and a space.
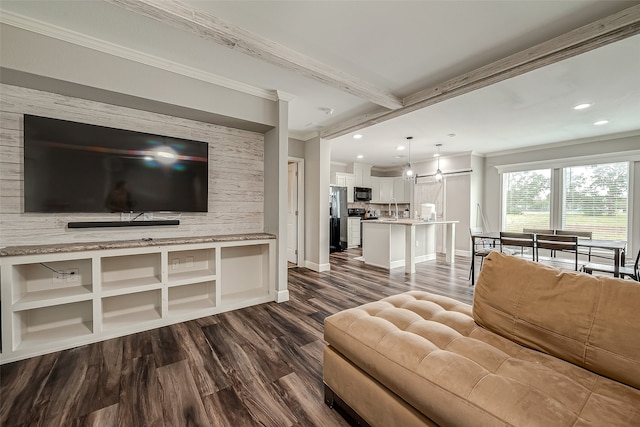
275, 290, 290, 303
415, 254, 436, 263
456, 249, 472, 257
389, 259, 405, 269
305, 260, 331, 272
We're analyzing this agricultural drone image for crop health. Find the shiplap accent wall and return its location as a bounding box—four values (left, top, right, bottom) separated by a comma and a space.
0, 84, 264, 247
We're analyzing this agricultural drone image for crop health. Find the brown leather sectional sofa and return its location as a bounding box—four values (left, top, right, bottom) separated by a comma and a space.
324, 252, 640, 426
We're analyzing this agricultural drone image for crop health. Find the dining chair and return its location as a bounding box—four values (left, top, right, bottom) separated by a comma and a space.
523, 228, 555, 235
500, 232, 535, 260
582, 248, 640, 281
469, 227, 495, 280
535, 234, 580, 271
556, 230, 593, 260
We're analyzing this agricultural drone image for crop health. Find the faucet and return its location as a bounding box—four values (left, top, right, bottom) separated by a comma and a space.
389, 198, 398, 220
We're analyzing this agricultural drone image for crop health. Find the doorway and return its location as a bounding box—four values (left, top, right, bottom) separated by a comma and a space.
287, 159, 304, 267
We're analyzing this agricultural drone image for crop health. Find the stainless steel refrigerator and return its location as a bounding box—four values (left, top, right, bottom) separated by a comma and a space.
329, 186, 348, 252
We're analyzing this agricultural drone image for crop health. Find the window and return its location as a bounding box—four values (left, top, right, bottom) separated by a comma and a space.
503, 169, 551, 232
501, 161, 629, 242
562, 162, 628, 240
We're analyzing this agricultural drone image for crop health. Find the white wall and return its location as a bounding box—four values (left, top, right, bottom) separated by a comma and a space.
0, 24, 276, 131
470, 154, 486, 231
304, 136, 330, 271
444, 174, 471, 254
288, 138, 305, 159
264, 98, 289, 301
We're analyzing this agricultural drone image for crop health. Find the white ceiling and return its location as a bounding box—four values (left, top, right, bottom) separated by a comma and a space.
1, 0, 639, 167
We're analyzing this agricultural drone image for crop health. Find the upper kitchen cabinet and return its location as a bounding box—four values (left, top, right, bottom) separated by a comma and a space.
348, 163, 372, 187
370, 176, 380, 202
394, 178, 413, 203
379, 178, 394, 202
370, 177, 412, 203
335, 172, 355, 203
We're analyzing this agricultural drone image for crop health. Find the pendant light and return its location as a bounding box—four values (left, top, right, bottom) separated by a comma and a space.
402, 137, 414, 181
434, 144, 443, 182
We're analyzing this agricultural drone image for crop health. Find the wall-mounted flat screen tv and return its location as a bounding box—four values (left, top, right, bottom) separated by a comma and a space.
24, 115, 209, 213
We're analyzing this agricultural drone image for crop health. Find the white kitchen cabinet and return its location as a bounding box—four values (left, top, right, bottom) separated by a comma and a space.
404, 179, 414, 203
369, 177, 413, 203
346, 175, 355, 203
335, 172, 355, 203
352, 163, 371, 187
347, 217, 361, 248
379, 178, 394, 202
0, 235, 275, 364
393, 177, 413, 203
370, 176, 381, 202
393, 178, 406, 202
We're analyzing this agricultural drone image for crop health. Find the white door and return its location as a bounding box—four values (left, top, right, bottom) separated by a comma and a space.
287, 162, 298, 264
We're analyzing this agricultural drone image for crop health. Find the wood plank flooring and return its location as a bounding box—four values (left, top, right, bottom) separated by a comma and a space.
1, 250, 475, 426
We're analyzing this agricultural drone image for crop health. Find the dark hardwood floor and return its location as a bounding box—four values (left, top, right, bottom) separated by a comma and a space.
0, 250, 475, 426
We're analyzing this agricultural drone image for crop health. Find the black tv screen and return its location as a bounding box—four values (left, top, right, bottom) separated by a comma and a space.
24, 115, 209, 213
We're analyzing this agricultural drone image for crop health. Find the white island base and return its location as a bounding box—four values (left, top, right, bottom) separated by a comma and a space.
362, 220, 458, 274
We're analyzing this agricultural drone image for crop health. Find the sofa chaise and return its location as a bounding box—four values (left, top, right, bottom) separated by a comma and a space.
323, 251, 640, 426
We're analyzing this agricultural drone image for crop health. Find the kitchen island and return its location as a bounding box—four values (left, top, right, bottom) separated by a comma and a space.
362, 219, 458, 274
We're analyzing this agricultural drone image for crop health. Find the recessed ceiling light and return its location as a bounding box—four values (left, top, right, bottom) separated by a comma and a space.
594, 120, 609, 126
356, 154, 364, 159
353, 134, 363, 139
397, 145, 405, 151
574, 103, 592, 110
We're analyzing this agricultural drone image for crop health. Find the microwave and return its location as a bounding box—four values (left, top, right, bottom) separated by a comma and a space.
354, 187, 372, 201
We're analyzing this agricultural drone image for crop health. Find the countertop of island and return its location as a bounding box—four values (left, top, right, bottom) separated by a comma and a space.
363, 219, 459, 226
0, 233, 276, 257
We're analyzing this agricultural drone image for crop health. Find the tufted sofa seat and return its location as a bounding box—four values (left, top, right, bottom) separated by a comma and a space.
323, 252, 640, 426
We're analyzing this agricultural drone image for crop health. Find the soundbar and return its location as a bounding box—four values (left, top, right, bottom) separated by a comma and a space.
68, 220, 180, 228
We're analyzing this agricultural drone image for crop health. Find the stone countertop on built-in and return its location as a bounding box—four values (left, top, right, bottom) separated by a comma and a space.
0, 233, 276, 257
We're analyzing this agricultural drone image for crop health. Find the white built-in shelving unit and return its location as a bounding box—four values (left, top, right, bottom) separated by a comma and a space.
0, 235, 275, 364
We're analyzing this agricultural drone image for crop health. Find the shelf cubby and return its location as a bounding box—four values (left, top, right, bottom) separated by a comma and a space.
167, 248, 216, 284
220, 244, 269, 303
101, 253, 161, 292
11, 259, 92, 307
168, 280, 216, 315
101, 289, 162, 331
13, 301, 93, 350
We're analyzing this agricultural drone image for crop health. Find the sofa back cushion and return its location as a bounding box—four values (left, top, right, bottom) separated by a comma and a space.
473, 251, 640, 389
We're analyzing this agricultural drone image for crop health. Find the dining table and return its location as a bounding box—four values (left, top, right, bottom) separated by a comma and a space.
470, 232, 627, 285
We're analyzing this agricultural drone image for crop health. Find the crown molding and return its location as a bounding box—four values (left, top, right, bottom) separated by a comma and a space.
275, 90, 296, 102
0, 10, 278, 101
485, 129, 640, 158
289, 129, 319, 142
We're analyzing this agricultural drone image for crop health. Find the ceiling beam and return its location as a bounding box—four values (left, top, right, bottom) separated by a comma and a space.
322, 4, 640, 139
105, 0, 403, 110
